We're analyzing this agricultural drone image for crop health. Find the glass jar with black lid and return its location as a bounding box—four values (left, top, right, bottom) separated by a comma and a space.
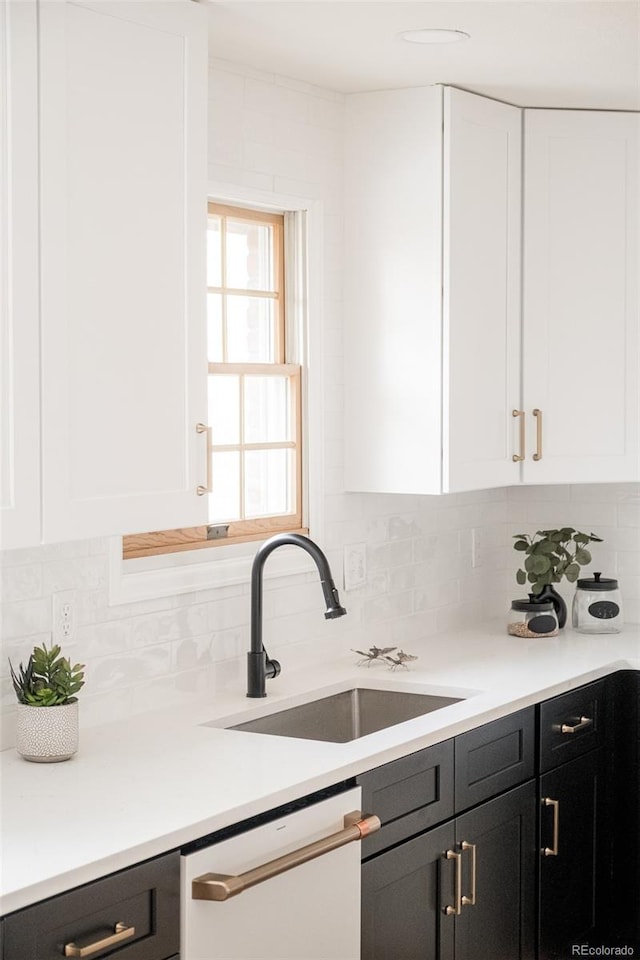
508, 596, 559, 638
572, 571, 623, 634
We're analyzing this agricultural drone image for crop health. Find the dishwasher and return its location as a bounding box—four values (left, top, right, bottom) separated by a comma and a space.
181, 786, 379, 960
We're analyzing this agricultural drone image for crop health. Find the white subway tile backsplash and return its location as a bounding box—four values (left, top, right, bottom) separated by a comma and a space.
42, 555, 106, 594
1, 565, 43, 602
363, 590, 413, 624
2, 598, 52, 640
617, 504, 640, 527
207, 163, 274, 193
88, 645, 172, 694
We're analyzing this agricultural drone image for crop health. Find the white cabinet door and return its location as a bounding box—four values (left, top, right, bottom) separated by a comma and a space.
39, 0, 208, 542
0, 1, 41, 550
522, 109, 639, 483
344, 85, 443, 495
443, 87, 522, 491
344, 85, 521, 495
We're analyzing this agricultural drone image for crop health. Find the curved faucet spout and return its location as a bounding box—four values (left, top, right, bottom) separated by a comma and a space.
247, 533, 347, 698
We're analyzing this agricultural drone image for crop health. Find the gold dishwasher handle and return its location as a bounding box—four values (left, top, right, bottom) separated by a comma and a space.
560, 716, 593, 735
192, 811, 381, 902
64, 922, 135, 958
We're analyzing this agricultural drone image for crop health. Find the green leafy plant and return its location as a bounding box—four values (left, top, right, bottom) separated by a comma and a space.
9, 643, 85, 706
513, 528, 603, 595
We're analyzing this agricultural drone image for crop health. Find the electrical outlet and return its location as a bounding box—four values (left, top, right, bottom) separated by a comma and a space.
52, 590, 76, 644
343, 542, 367, 591
471, 529, 484, 569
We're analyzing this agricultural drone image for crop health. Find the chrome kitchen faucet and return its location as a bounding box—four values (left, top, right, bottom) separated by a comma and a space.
247, 533, 347, 698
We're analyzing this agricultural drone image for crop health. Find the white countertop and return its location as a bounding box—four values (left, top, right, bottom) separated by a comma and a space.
1, 622, 639, 916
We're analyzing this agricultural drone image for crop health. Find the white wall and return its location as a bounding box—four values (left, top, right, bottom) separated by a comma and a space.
1, 60, 638, 749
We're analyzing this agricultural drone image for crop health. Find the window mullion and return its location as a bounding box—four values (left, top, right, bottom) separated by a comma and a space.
207, 286, 280, 300
220, 217, 228, 362
208, 362, 299, 377
239, 373, 246, 522
275, 218, 285, 363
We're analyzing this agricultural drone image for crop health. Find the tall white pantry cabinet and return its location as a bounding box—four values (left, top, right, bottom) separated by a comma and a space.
1, 0, 208, 550
344, 85, 639, 494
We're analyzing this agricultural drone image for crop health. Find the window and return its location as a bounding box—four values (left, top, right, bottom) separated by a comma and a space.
123, 203, 305, 560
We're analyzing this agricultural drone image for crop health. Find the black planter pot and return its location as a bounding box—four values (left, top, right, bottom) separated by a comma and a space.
536, 584, 568, 629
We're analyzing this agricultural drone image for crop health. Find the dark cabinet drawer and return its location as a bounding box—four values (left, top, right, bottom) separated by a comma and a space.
356, 738, 454, 857
455, 707, 535, 813
3, 852, 179, 960
539, 677, 608, 773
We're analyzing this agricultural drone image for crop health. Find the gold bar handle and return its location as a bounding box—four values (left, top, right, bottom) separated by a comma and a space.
196, 422, 212, 496
192, 811, 381, 901
64, 922, 135, 958
542, 798, 559, 857
533, 408, 543, 461
560, 716, 593, 735
512, 410, 525, 462
444, 849, 463, 916
461, 841, 477, 906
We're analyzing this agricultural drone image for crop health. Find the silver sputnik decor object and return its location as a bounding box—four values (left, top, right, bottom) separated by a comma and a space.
384, 650, 419, 671
352, 646, 418, 670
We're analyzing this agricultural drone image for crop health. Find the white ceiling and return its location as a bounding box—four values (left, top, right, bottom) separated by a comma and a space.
207, 1, 640, 109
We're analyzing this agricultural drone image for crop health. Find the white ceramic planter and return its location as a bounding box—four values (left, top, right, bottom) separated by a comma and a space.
15, 701, 79, 762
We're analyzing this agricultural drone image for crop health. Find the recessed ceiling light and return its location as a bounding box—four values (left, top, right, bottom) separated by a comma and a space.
399, 29, 471, 45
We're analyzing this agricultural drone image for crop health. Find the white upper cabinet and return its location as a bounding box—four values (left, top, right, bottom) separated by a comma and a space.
0, 1, 41, 550
344, 85, 522, 494
443, 89, 522, 491
39, 0, 208, 542
522, 109, 639, 483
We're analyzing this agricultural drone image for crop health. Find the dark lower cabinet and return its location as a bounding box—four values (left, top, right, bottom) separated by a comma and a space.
362, 821, 455, 960
3, 852, 179, 960
455, 782, 536, 960
538, 748, 606, 959
361, 781, 536, 960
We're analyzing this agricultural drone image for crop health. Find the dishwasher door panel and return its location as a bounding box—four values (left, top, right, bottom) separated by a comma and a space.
181, 788, 362, 960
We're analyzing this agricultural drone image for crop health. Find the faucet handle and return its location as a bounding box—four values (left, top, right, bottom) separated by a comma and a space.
265, 654, 281, 679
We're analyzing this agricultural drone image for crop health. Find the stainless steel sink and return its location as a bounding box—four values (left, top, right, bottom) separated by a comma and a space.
228, 687, 464, 743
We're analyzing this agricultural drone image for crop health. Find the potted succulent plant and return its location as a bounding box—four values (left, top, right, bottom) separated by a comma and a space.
9, 642, 85, 762
513, 528, 603, 627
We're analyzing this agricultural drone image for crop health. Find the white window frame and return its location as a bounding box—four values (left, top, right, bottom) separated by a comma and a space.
108, 187, 325, 605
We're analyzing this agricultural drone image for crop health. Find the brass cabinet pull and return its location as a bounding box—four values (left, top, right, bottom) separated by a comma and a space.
512, 410, 525, 462
542, 798, 559, 857
461, 841, 477, 906
64, 922, 135, 958
444, 849, 463, 916
192, 811, 381, 901
559, 715, 593, 735
532, 408, 543, 461
196, 422, 212, 496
